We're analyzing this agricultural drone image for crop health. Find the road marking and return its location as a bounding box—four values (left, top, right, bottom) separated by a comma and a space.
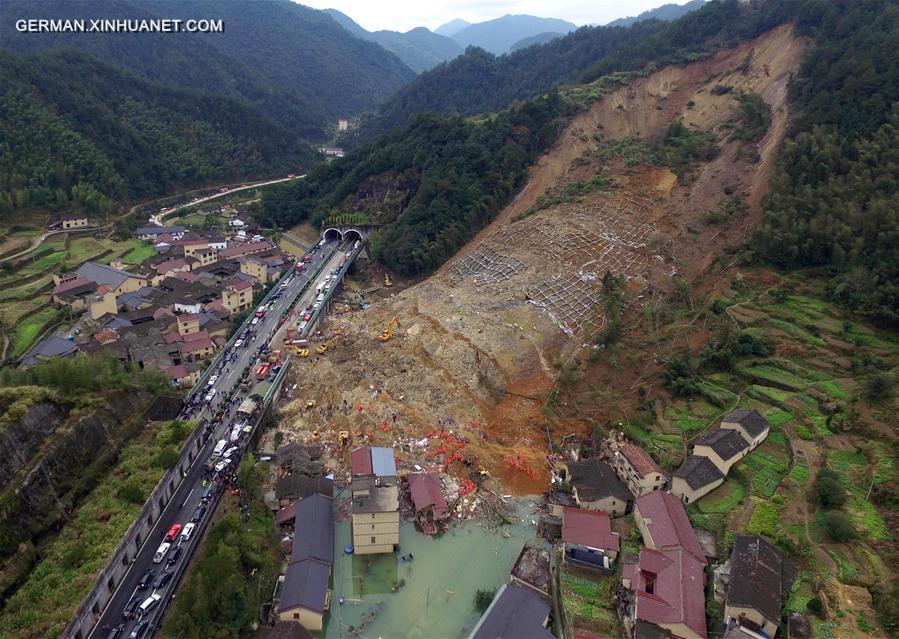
181, 489, 194, 510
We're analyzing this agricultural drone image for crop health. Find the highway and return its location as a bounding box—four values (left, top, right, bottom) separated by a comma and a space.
88, 237, 350, 639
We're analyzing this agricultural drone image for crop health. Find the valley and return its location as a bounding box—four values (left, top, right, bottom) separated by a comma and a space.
0, 1, 897, 639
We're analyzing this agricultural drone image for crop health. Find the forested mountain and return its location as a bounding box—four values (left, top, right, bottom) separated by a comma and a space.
370, 0, 796, 136
0, 0, 415, 138
0, 49, 313, 219
605, 0, 707, 28
259, 94, 571, 276
324, 9, 463, 73
754, 0, 899, 325
449, 14, 577, 54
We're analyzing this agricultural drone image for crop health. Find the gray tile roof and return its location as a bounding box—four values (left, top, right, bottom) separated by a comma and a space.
291, 494, 333, 565
727, 534, 796, 625
674, 455, 725, 490
76, 261, 137, 290
22, 335, 78, 366
722, 409, 769, 438
469, 584, 554, 639
278, 558, 330, 614
568, 459, 634, 503
695, 428, 749, 461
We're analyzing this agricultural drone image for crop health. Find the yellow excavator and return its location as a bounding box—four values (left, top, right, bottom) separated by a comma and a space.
384, 273, 393, 287
379, 317, 399, 342
317, 335, 338, 355
297, 348, 310, 358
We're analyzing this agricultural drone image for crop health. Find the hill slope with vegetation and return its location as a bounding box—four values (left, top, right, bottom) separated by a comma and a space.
0, 49, 314, 221
369, 0, 798, 136
0, 0, 415, 138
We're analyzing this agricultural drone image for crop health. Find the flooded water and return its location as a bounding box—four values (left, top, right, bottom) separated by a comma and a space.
323, 501, 541, 639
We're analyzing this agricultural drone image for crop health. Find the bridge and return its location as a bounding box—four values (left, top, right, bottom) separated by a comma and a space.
73, 230, 368, 639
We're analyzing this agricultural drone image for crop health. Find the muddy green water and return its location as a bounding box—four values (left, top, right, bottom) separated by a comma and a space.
322, 502, 540, 639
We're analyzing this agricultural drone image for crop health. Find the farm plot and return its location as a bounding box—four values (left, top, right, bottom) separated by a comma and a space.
559, 569, 621, 636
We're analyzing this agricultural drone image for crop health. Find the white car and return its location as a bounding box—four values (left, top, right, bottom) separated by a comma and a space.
204, 389, 217, 402
234, 339, 243, 348
214, 460, 230, 473
153, 542, 171, 564
251, 317, 260, 326
179, 523, 196, 543
223, 446, 238, 459
207, 374, 219, 387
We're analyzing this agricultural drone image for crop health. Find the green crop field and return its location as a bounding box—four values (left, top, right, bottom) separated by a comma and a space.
698, 480, 745, 513
8, 307, 60, 358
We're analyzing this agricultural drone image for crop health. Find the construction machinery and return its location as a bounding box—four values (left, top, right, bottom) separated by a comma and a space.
379, 317, 399, 342
338, 430, 350, 447
317, 335, 339, 355
297, 348, 309, 358
384, 273, 393, 287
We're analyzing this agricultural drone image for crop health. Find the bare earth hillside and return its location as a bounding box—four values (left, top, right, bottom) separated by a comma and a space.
277, 24, 807, 492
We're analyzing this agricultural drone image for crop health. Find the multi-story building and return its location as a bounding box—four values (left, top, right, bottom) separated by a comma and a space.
350, 447, 399, 555
612, 442, 667, 496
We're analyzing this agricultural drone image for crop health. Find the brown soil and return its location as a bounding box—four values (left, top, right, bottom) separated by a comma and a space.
278, 25, 806, 496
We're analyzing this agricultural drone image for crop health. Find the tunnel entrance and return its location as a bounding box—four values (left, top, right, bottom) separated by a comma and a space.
324, 228, 342, 242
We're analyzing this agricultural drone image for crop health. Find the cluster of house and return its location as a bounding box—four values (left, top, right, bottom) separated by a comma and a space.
672, 409, 770, 504
269, 444, 335, 631
27, 223, 294, 379
470, 408, 797, 639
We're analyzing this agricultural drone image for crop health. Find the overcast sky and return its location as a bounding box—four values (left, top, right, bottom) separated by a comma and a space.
297, 0, 693, 33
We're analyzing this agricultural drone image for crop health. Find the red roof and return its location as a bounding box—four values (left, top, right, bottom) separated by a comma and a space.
276, 502, 297, 526
52, 276, 93, 295
619, 443, 661, 475
161, 364, 189, 380
561, 507, 620, 552
635, 492, 706, 564
178, 313, 200, 322
157, 258, 188, 274
350, 447, 372, 476
179, 336, 213, 353
181, 329, 210, 343
172, 270, 200, 283
574, 632, 616, 639
96, 284, 113, 295
220, 240, 272, 259
407, 473, 448, 519
630, 548, 707, 638
153, 307, 175, 320
228, 279, 253, 292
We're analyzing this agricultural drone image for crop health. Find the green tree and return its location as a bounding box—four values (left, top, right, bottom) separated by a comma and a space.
820, 510, 854, 542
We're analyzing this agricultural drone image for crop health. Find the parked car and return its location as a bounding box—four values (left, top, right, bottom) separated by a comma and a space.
204, 388, 217, 402
106, 622, 126, 639
180, 522, 196, 543
123, 595, 141, 619
129, 619, 150, 639
191, 505, 207, 523
214, 459, 230, 473
137, 568, 154, 590
207, 374, 219, 386
153, 570, 173, 589
153, 542, 170, 564
166, 546, 182, 566
164, 523, 182, 542
137, 593, 161, 616
234, 339, 244, 348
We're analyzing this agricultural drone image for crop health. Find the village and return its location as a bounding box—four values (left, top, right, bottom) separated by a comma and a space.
258, 391, 809, 639
20, 206, 294, 379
